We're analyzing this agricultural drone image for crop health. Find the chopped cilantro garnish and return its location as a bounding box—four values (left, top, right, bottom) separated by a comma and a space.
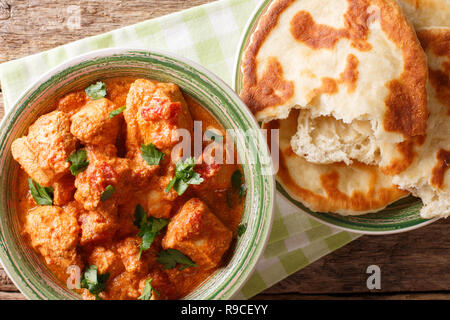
100, 185, 115, 201
239, 184, 247, 198
157, 249, 198, 271
141, 143, 165, 166
67, 149, 89, 176
80, 265, 109, 300
109, 106, 126, 118
237, 223, 247, 237
205, 129, 223, 142
138, 278, 159, 300
134, 205, 169, 259
231, 170, 246, 199
28, 178, 53, 205
85, 81, 107, 100
164, 157, 204, 195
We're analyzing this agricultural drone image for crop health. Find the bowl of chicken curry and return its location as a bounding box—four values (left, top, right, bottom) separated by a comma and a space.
0, 49, 274, 300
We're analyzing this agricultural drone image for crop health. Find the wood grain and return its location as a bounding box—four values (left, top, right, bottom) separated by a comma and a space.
1, 0, 450, 300
255, 218, 450, 297
253, 293, 450, 300
0, 0, 215, 64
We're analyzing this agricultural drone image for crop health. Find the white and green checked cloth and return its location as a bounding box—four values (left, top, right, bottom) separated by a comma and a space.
0, 0, 361, 299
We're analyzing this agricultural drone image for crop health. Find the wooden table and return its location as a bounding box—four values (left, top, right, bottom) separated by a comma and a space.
1, 0, 450, 300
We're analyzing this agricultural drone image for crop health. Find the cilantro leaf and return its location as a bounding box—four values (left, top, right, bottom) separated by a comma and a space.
80, 265, 109, 299
237, 223, 247, 237
138, 278, 160, 300
141, 143, 165, 166
109, 106, 126, 118
164, 157, 204, 195
133, 204, 147, 228
205, 129, 223, 142
133, 205, 170, 258
239, 184, 247, 198
67, 149, 89, 176
85, 81, 107, 100
100, 185, 115, 201
231, 170, 246, 199
157, 249, 198, 271
28, 178, 53, 205
231, 170, 243, 189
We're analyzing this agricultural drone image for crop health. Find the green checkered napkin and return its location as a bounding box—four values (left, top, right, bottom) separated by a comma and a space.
0, 0, 360, 299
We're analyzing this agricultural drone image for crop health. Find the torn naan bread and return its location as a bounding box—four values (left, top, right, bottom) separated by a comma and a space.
264, 110, 408, 215
393, 27, 450, 218
241, 0, 428, 175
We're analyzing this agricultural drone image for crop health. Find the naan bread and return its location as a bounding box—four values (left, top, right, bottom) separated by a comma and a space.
393, 27, 450, 218
241, 0, 428, 174
292, 110, 380, 165
264, 110, 408, 215
397, 0, 450, 29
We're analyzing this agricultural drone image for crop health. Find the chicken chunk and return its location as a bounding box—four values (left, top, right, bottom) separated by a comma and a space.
194, 162, 237, 192
139, 174, 179, 219
74, 145, 133, 210
78, 203, 119, 245
193, 162, 242, 212
56, 90, 88, 117
87, 245, 124, 279
116, 237, 148, 275
127, 151, 159, 188
105, 271, 141, 300
124, 79, 193, 153
104, 77, 135, 108
52, 175, 75, 206
23, 206, 81, 274
139, 270, 178, 300
162, 198, 233, 269
70, 98, 120, 145
11, 111, 77, 186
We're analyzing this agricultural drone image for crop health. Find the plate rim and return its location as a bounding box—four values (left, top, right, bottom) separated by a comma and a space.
0, 48, 275, 300
232, 0, 438, 235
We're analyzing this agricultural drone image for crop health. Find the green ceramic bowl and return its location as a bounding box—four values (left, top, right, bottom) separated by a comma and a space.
0, 49, 275, 300
233, 0, 438, 234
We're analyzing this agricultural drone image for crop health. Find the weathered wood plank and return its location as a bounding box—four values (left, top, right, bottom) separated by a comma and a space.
0, 291, 26, 300
257, 218, 450, 296
0, 0, 215, 64
253, 292, 450, 300
0, 266, 17, 292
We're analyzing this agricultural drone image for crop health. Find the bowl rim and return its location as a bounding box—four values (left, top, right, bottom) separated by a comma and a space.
232, 0, 438, 235
0, 48, 275, 300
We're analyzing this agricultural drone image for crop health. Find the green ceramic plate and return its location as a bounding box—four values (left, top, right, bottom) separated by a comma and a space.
0, 49, 275, 300
233, 0, 438, 234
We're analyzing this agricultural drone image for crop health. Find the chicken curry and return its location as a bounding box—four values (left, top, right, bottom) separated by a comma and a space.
11, 77, 246, 300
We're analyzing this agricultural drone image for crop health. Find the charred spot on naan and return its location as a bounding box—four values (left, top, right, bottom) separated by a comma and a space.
431, 149, 450, 189
289, 0, 372, 51
340, 54, 360, 93
380, 140, 416, 176
309, 54, 360, 101
379, 0, 429, 138
241, 57, 294, 114
418, 29, 450, 115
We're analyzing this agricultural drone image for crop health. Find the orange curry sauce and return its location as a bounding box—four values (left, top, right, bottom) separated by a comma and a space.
13, 77, 245, 300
